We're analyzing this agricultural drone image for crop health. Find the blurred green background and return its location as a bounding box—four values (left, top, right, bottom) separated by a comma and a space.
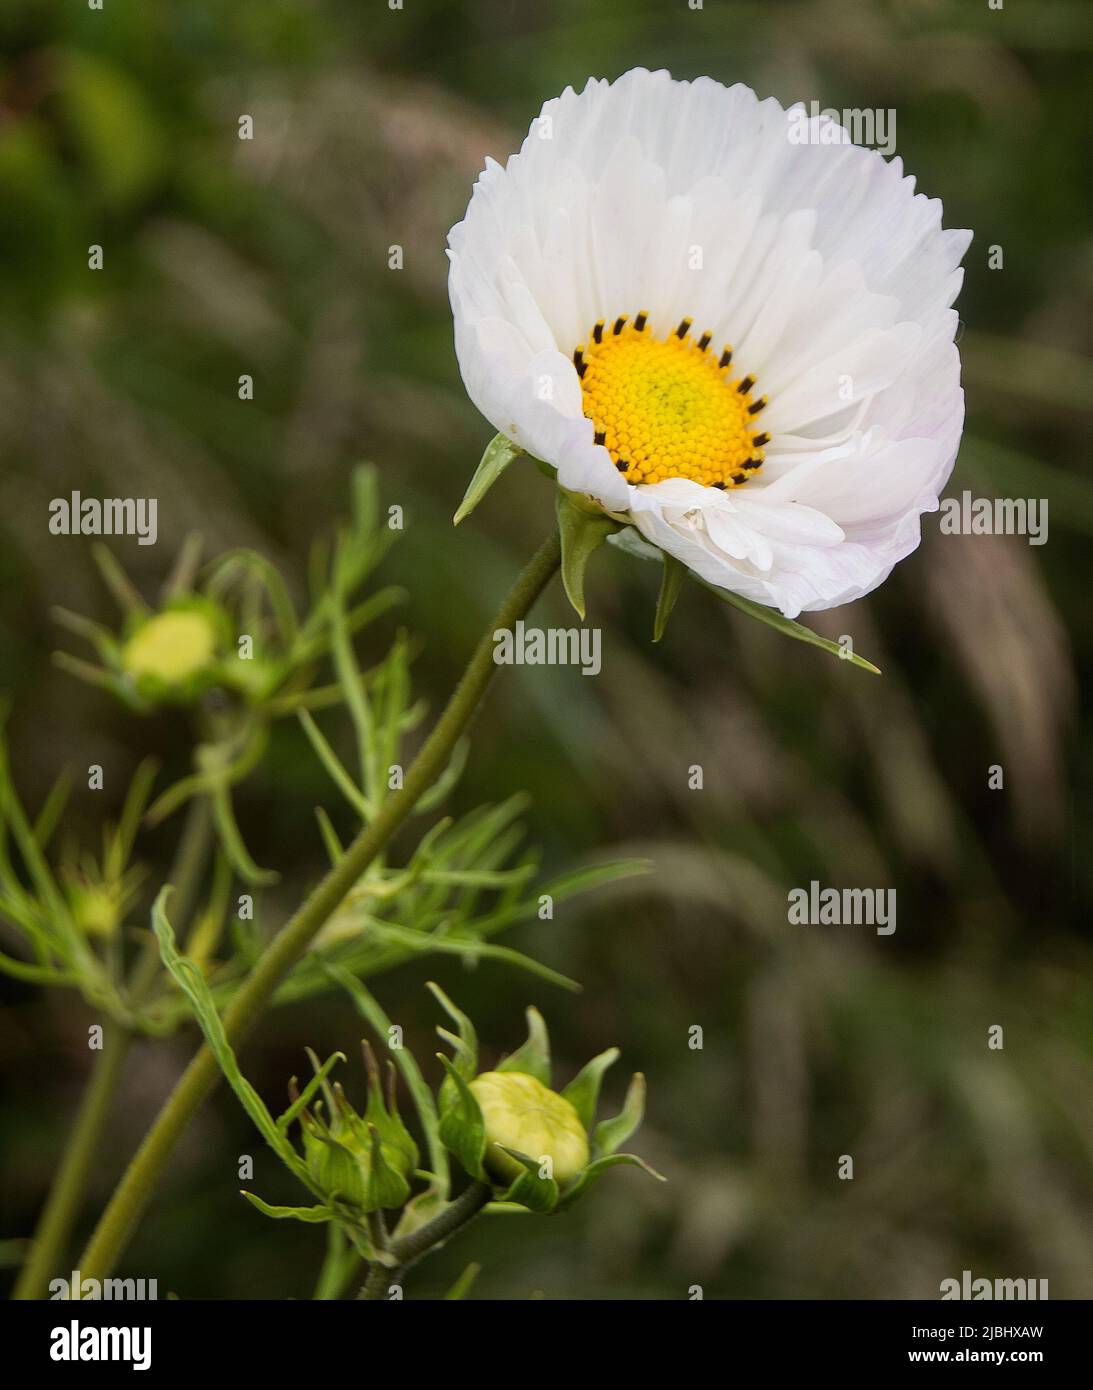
2, 0, 1091, 1299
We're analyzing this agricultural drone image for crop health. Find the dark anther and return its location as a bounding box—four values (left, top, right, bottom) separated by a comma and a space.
615, 458, 630, 472
751, 432, 770, 448
747, 396, 768, 416
594, 430, 606, 446
613, 316, 627, 335
593, 321, 604, 343
697, 332, 712, 352
744, 457, 762, 470
731, 473, 748, 485
719, 348, 733, 368
712, 481, 726, 490
675, 317, 692, 338
634, 311, 648, 331
737, 375, 756, 395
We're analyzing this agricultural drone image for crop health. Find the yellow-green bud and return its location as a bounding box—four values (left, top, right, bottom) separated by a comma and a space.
69, 882, 122, 939
122, 610, 218, 686
469, 1070, 589, 1186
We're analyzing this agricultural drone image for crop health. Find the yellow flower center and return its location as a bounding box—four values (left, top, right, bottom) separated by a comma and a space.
574, 312, 770, 489
123, 611, 217, 685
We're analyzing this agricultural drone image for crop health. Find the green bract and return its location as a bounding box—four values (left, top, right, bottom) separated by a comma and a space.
455, 430, 882, 670
431, 982, 663, 1213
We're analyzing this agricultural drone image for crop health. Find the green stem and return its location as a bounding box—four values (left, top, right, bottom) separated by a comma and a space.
313, 1223, 360, 1301
76, 531, 562, 1284
131, 794, 214, 1002
359, 1182, 492, 1300
391, 1180, 492, 1266
12, 1026, 131, 1299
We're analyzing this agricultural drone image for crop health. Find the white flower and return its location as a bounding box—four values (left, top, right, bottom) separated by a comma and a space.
448, 68, 969, 619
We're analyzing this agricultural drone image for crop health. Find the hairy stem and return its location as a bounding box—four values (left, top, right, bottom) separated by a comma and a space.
359, 1182, 493, 1300
12, 1026, 131, 1299
75, 531, 562, 1284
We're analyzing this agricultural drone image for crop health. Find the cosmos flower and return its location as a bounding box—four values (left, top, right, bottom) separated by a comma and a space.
448, 68, 969, 619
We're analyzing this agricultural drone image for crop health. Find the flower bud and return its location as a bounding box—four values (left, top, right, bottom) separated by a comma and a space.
469, 1070, 589, 1186
298, 1050, 418, 1213
67, 880, 123, 939
122, 606, 219, 692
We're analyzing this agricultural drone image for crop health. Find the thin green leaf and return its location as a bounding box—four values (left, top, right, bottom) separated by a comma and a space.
210, 784, 278, 886
298, 710, 370, 819
91, 544, 147, 616
314, 806, 344, 865
152, 888, 309, 1183
33, 768, 73, 851
426, 981, 478, 1079
241, 1193, 335, 1223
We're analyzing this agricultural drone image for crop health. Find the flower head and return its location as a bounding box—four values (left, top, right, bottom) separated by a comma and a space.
431, 984, 662, 1212
449, 69, 969, 618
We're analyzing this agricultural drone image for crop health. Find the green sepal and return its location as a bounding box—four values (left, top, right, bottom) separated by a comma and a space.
310, 1132, 367, 1207
436, 1054, 487, 1181
428, 980, 478, 1085
497, 1146, 560, 1213
591, 1072, 646, 1159
454, 434, 523, 525
554, 1152, 665, 1213
653, 553, 686, 642
495, 1005, 551, 1085
560, 1046, 619, 1131
365, 1123, 412, 1211
241, 1192, 336, 1223
611, 525, 881, 672
276, 1051, 345, 1135
361, 1042, 420, 1176
555, 489, 621, 619
693, 576, 881, 674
